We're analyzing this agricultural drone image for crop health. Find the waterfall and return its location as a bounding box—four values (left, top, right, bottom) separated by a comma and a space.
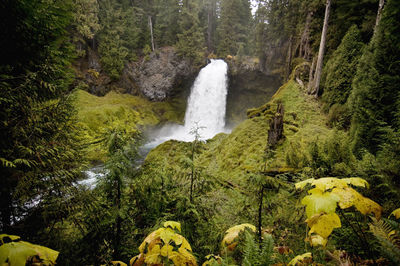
145, 59, 229, 147
180, 59, 228, 139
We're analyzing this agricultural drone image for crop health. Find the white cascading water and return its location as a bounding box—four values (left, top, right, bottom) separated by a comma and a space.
145, 59, 229, 147
178, 59, 228, 139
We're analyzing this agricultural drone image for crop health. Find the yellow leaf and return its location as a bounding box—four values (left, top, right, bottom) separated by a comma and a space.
144, 244, 162, 265
160, 228, 175, 245
390, 208, 400, 219
354, 196, 382, 220
0, 234, 20, 245
309, 234, 328, 247
306, 213, 341, 238
342, 177, 369, 188
331, 187, 360, 209
160, 244, 174, 257
312, 177, 347, 191
295, 178, 315, 190
111, 261, 127, 266
301, 189, 339, 218
163, 221, 181, 232
288, 252, 312, 265
138, 228, 163, 253
221, 224, 256, 246
130, 254, 144, 266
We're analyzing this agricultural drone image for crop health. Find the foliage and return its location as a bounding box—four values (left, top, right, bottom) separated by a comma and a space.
0, 234, 59, 265
132, 221, 197, 266
242, 230, 274, 266
288, 252, 312, 265
348, 0, 400, 156
0, 0, 85, 240
296, 177, 382, 246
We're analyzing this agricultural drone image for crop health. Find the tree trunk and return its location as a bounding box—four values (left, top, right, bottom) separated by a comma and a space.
148, 16, 155, 51
374, 0, 385, 35
311, 0, 331, 97
300, 11, 313, 59
308, 57, 316, 93
285, 35, 293, 81
207, 0, 216, 53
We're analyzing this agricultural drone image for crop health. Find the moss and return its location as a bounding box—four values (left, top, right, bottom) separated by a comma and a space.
146, 80, 333, 185
75, 89, 186, 162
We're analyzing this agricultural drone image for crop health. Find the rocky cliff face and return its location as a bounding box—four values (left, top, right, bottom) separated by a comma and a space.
225, 57, 282, 126
122, 47, 196, 101
74, 47, 196, 101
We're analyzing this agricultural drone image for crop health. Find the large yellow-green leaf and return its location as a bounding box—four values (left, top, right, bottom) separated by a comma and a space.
306, 213, 341, 238
138, 228, 163, 253
0, 234, 20, 245
163, 221, 181, 232
390, 208, 400, 219
288, 252, 312, 265
354, 196, 382, 219
295, 178, 315, 190
342, 177, 369, 188
221, 224, 256, 246
301, 189, 340, 218
160, 244, 174, 257
144, 244, 162, 265
0, 242, 37, 266
332, 187, 382, 219
296, 177, 369, 191
21, 241, 59, 264
159, 228, 175, 245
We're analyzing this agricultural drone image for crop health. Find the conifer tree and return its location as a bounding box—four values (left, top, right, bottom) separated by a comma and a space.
0, 0, 83, 234
349, 0, 400, 155
322, 25, 364, 107
217, 0, 252, 57
175, 1, 206, 66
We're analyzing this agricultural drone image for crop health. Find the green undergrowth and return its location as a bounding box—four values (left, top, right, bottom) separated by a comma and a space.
145, 80, 334, 184
74, 89, 185, 162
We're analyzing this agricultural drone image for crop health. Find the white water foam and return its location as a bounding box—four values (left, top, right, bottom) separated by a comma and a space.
145, 59, 229, 149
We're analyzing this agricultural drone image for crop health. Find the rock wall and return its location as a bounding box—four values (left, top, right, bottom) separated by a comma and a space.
74, 47, 196, 101
225, 58, 282, 126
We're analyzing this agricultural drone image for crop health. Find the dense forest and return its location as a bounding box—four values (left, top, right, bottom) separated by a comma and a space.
1, 0, 400, 265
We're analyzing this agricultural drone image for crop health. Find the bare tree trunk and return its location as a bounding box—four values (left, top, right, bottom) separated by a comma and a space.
311, 0, 331, 97
285, 35, 294, 81
300, 11, 313, 59
148, 16, 155, 51
308, 57, 316, 93
374, 0, 385, 35
207, 0, 216, 53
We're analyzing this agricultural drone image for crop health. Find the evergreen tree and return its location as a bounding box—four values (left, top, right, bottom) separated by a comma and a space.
349, 0, 400, 155
217, 0, 252, 57
322, 25, 364, 107
0, 0, 83, 234
175, 1, 206, 66
154, 0, 180, 47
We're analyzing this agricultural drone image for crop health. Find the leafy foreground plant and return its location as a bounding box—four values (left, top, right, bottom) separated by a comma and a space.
296, 177, 382, 246
0, 234, 58, 265
130, 221, 197, 266
369, 208, 400, 264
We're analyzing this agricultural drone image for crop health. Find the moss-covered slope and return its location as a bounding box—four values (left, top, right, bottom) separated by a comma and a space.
75, 89, 186, 162
145, 80, 333, 184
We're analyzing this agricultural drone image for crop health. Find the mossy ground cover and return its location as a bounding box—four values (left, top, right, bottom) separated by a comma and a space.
74, 89, 186, 162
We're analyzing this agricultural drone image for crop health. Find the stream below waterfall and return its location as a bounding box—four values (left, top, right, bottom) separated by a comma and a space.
82, 59, 230, 186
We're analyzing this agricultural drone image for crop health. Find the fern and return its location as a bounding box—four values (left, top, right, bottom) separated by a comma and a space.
369, 217, 400, 265
242, 230, 274, 266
